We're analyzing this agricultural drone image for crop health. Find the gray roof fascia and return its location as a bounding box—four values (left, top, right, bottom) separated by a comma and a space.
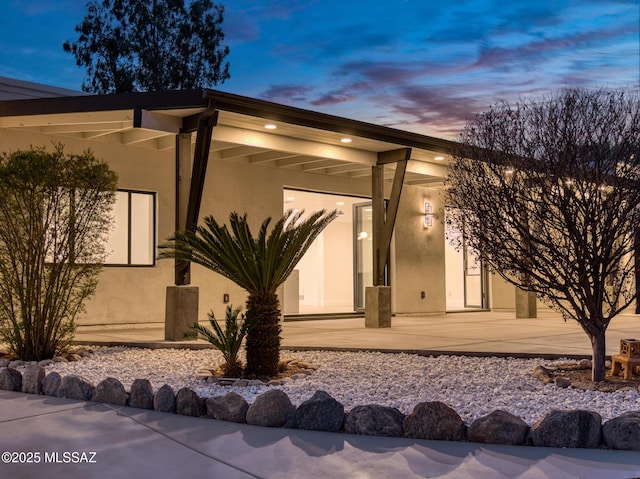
0, 89, 209, 118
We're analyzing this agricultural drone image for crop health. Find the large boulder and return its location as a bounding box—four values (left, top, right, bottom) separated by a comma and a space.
57, 375, 95, 401
403, 401, 466, 441
42, 371, 62, 397
175, 388, 204, 417
129, 379, 154, 410
287, 390, 344, 432
0, 368, 22, 392
22, 364, 45, 395
246, 389, 295, 427
602, 412, 640, 451
530, 410, 601, 448
206, 392, 249, 423
468, 410, 529, 445
91, 377, 128, 406
153, 384, 176, 413
344, 405, 405, 437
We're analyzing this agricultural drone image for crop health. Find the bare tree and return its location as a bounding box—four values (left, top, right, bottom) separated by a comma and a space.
445, 88, 640, 382
0, 145, 117, 360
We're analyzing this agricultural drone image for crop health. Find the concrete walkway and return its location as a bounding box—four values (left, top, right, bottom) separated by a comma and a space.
2, 390, 640, 479
74, 310, 640, 358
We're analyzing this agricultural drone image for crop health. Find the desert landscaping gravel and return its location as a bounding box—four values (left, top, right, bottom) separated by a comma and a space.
45, 346, 640, 425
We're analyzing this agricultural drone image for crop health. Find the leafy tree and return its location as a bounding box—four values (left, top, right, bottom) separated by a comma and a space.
159, 209, 337, 377
0, 145, 118, 360
63, 0, 230, 93
445, 88, 640, 382
446, 89, 640, 381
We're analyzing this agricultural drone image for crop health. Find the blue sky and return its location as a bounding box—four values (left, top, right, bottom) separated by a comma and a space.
0, 0, 638, 138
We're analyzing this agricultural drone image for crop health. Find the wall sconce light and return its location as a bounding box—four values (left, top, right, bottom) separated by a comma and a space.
424, 202, 434, 228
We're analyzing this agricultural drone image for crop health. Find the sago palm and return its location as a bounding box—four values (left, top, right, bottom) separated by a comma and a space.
158, 209, 337, 377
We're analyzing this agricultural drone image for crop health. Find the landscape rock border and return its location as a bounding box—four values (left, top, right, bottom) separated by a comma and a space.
0, 366, 638, 450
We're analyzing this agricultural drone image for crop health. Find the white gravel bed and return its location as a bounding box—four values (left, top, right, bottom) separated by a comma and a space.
45, 346, 640, 425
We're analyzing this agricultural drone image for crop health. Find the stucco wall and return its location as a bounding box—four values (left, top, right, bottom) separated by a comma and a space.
392, 185, 447, 314
0, 126, 517, 326
0, 128, 176, 326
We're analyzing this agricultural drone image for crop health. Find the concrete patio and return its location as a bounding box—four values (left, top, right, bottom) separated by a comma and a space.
73, 310, 640, 359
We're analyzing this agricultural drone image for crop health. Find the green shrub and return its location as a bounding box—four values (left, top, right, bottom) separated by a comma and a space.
0, 144, 117, 360
194, 305, 250, 378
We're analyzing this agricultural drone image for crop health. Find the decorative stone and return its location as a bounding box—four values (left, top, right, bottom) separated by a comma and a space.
153, 384, 176, 413
42, 372, 62, 397
52, 356, 68, 363
38, 359, 54, 367
74, 347, 92, 358
92, 377, 128, 406
57, 375, 95, 401
533, 365, 553, 384
344, 404, 405, 437
66, 354, 82, 362
246, 389, 295, 427
602, 411, 640, 450
129, 379, 154, 409
577, 359, 592, 370
555, 377, 571, 388
175, 388, 203, 417
206, 392, 249, 423
403, 401, 466, 441
0, 359, 10, 368
9, 360, 25, 368
232, 379, 249, 387
468, 410, 529, 445
530, 410, 602, 448
21, 364, 45, 395
288, 390, 344, 432
0, 367, 22, 391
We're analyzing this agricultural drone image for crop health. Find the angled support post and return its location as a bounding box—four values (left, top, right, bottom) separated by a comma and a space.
372, 148, 410, 286
167, 103, 217, 341
367, 147, 411, 328
174, 106, 218, 285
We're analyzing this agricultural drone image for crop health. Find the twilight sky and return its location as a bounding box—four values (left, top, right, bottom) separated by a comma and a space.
0, 0, 638, 138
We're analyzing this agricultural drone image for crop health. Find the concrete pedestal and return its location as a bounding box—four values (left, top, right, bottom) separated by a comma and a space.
365, 286, 391, 328
515, 288, 537, 318
165, 286, 199, 340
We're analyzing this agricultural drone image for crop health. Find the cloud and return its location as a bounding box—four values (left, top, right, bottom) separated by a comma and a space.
260, 84, 314, 103
469, 27, 632, 73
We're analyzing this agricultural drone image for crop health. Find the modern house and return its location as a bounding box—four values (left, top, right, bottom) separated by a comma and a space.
0, 77, 523, 331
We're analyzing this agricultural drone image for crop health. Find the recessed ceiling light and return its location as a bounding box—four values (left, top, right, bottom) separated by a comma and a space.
285, 196, 295, 202
340, 138, 352, 143
264, 124, 277, 130
336, 201, 345, 206
434, 156, 445, 161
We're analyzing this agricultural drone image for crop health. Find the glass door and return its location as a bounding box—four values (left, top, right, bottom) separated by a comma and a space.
463, 238, 486, 308
354, 202, 373, 311
445, 207, 488, 311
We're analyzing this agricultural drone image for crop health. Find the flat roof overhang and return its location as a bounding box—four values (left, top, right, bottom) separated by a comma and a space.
0, 88, 457, 186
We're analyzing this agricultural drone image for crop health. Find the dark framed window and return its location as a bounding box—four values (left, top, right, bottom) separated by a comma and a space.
104, 190, 156, 266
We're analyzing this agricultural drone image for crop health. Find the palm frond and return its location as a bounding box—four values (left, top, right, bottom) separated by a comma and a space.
158, 209, 338, 295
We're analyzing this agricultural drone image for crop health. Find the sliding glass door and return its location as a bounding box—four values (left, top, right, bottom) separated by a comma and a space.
354, 202, 373, 311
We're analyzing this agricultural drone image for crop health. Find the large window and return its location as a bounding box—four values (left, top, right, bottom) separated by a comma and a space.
282, 189, 372, 315
104, 190, 156, 266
